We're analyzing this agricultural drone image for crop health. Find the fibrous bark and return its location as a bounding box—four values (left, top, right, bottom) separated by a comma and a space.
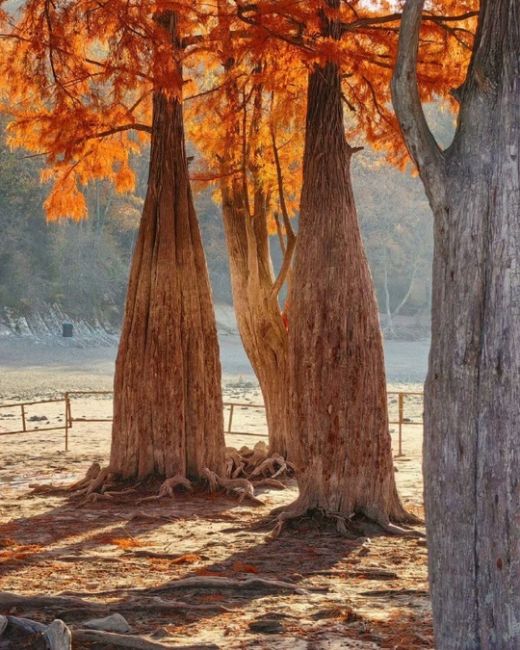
393, 1, 520, 647
217, 71, 294, 459
110, 12, 225, 481
221, 177, 290, 458
285, 2, 407, 530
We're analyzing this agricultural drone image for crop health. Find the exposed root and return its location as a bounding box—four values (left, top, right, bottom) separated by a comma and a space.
223, 443, 293, 486
267, 499, 424, 540
396, 509, 424, 526
67, 463, 117, 503
252, 478, 286, 490
104, 488, 137, 498
363, 506, 424, 537
72, 629, 192, 649
249, 454, 285, 478
69, 464, 194, 507
286, 460, 298, 473
67, 462, 101, 491
65, 443, 293, 509
154, 575, 308, 595
136, 475, 192, 504
381, 522, 419, 536
201, 468, 264, 505
267, 498, 310, 540
244, 441, 268, 470
27, 483, 68, 495
86, 467, 113, 494
79, 492, 114, 507
225, 448, 246, 478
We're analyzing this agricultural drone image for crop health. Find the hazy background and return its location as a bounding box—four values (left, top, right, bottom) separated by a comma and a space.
0, 106, 454, 397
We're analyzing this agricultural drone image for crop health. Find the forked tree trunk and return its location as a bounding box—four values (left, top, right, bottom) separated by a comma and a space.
393, 2, 520, 646
110, 16, 225, 480
221, 178, 290, 457
287, 58, 407, 527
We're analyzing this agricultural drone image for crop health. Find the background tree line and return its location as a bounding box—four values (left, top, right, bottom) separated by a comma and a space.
0, 115, 450, 337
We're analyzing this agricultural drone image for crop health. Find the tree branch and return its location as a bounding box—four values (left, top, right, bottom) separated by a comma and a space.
270, 123, 296, 298
87, 123, 152, 139
341, 10, 478, 34
393, 254, 419, 317
273, 211, 287, 256
20, 123, 151, 160
391, 0, 446, 209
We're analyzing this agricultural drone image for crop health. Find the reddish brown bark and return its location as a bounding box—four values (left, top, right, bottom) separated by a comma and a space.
221, 177, 290, 458
217, 71, 292, 458
110, 14, 225, 481
287, 58, 406, 526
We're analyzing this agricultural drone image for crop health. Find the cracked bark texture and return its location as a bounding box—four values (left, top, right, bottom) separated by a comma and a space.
288, 45, 406, 524
110, 13, 225, 481
393, 1, 520, 647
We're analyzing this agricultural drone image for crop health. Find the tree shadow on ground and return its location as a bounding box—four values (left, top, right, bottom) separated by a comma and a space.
0, 483, 254, 581
61, 514, 372, 630
0, 486, 429, 648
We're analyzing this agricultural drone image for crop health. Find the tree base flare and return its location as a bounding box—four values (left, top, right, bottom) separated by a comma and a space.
67, 464, 199, 507
66, 443, 294, 507
267, 498, 423, 540
66, 460, 288, 508
201, 468, 264, 505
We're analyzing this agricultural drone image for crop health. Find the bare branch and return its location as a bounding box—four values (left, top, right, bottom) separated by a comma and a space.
393, 254, 419, 317
273, 211, 287, 256
270, 123, 296, 298
391, 0, 446, 208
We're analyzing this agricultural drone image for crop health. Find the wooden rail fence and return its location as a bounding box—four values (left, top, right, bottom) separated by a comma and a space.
0, 390, 423, 456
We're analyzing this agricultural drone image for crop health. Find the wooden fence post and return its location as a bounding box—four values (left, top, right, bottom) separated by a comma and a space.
227, 404, 235, 434
397, 392, 404, 457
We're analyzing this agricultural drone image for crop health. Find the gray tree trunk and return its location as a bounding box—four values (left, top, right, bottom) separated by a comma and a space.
393, 2, 520, 647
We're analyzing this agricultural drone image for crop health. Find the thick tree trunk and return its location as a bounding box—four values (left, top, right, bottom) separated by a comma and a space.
287, 60, 406, 526
393, 2, 520, 646
110, 20, 225, 480
221, 179, 290, 457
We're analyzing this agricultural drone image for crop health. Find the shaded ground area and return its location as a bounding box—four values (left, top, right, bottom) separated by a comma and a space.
0, 439, 430, 649
0, 481, 430, 649
0, 337, 430, 647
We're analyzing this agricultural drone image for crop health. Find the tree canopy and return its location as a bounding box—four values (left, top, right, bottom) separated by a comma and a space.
0, 0, 476, 222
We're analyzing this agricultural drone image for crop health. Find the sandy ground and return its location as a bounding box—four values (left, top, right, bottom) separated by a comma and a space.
0, 334, 430, 648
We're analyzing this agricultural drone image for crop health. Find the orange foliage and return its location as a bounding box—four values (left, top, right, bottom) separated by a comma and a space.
228, 0, 478, 166
0, 1, 477, 219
